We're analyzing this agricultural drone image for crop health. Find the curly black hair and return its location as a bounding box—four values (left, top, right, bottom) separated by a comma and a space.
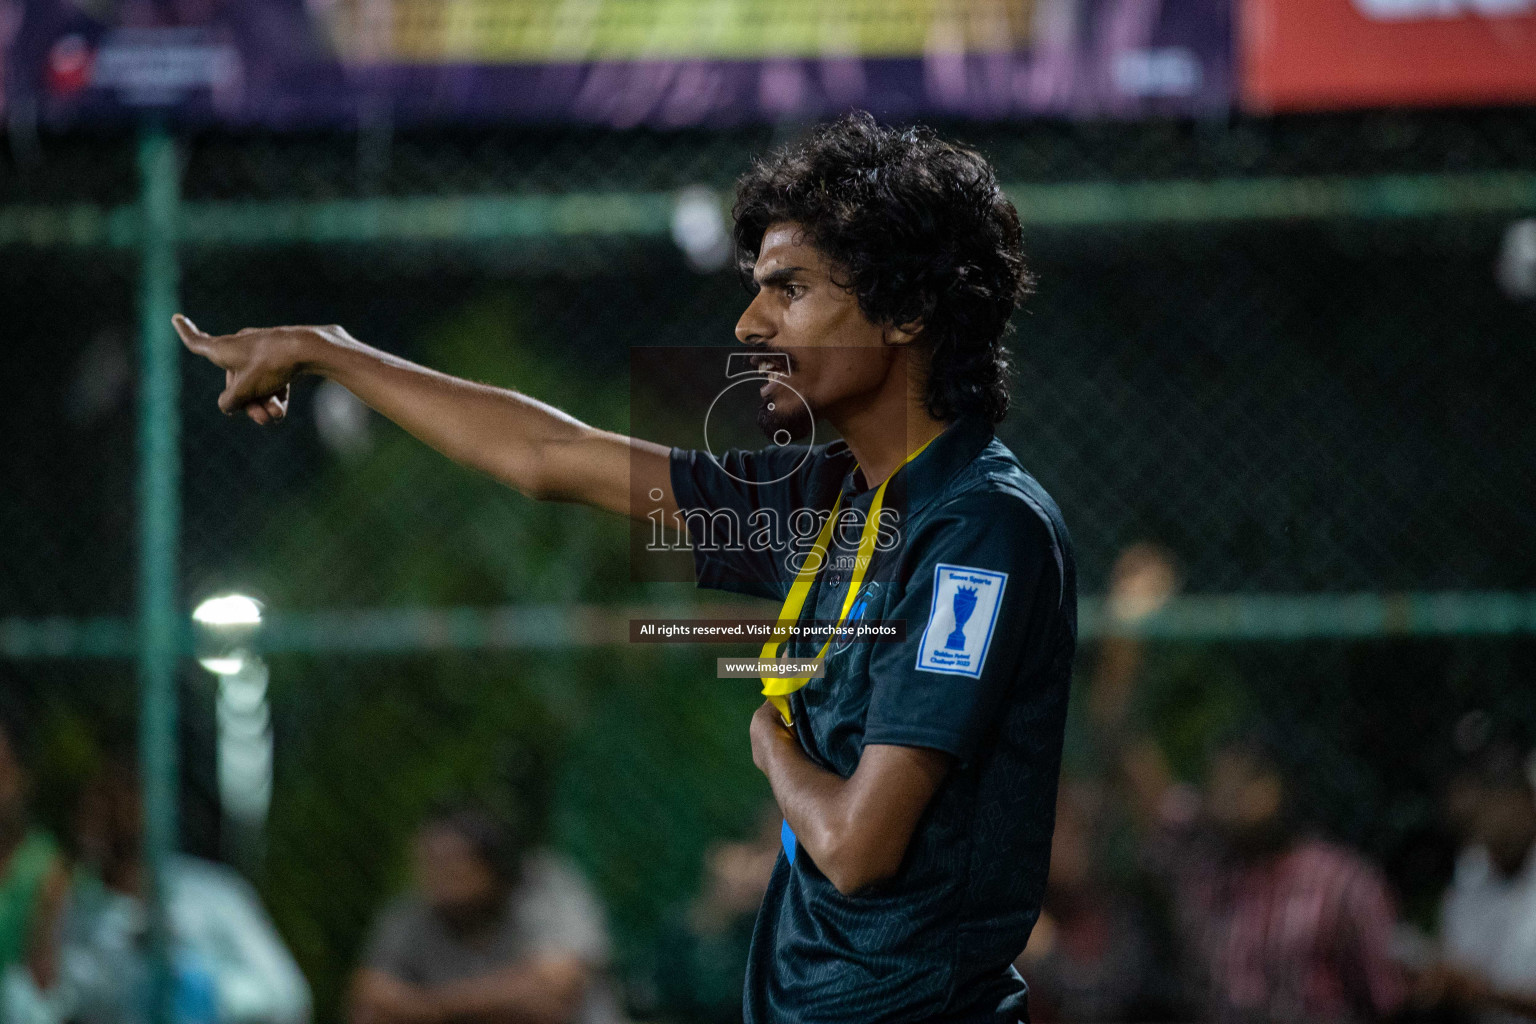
733, 111, 1033, 424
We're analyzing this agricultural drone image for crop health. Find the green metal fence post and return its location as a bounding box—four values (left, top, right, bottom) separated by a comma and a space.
136, 119, 182, 1024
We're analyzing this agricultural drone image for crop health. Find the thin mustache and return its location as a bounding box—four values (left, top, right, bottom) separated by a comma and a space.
743, 343, 793, 374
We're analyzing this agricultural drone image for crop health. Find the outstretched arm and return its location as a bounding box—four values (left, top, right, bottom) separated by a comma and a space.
173, 315, 676, 523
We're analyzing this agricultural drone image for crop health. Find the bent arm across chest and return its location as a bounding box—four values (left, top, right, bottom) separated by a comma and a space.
752, 703, 950, 897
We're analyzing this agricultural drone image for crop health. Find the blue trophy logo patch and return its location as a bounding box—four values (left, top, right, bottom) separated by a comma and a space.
917, 565, 1008, 678
946, 586, 978, 650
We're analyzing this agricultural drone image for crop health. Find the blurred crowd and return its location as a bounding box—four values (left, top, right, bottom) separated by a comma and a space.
641, 544, 1536, 1024
0, 719, 631, 1024
0, 733, 312, 1024
1011, 543, 1536, 1024
0, 545, 1532, 1024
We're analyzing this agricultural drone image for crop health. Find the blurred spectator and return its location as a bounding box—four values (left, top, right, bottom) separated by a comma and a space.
61, 759, 312, 1024
1091, 543, 1408, 1024
1014, 777, 1168, 1023
0, 712, 69, 1018
651, 805, 779, 1023
351, 803, 625, 1024
1417, 730, 1536, 1024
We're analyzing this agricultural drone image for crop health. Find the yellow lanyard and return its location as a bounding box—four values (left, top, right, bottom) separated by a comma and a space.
760, 434, 938, 725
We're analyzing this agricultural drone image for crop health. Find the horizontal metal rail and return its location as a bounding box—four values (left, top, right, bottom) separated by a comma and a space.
2, 172, 1534, 249
5, 591, 1536, 660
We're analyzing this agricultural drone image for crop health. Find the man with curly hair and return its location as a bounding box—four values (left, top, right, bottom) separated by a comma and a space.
178, 112, 1076, 1024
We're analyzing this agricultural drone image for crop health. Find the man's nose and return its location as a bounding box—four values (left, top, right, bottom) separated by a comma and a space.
735, 291, 774, 346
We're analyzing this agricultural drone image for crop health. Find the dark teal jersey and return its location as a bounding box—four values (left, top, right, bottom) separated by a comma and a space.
670, 414, 1076, 1024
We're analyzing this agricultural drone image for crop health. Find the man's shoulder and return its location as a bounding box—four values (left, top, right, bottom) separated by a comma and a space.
759, 436, 857, 480
764, 437, 855, 481
970, 437, 1066, 510
670, 437, 851, 501
929, 439, 1073, 560
1291, 836, 1381, 872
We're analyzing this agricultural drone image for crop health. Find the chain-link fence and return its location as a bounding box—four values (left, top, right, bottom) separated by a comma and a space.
3, 109, 1536, 1022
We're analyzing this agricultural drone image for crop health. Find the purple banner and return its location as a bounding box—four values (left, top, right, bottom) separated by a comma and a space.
0, 1, 1231, 128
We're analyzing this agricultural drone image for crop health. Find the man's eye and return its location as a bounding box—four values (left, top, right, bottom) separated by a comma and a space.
784, 284, 804, 299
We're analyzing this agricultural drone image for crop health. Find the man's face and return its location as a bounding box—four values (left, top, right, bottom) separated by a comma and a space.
735, 221, 908, 441
413, 826, 502, 920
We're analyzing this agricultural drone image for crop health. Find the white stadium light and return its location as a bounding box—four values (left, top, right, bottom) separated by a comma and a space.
671, 186, 732, 273
191, 599, 277, 836
193, 593, 264, 676
193, 593, 263, 627
1498, 219, 1536, 301
315, 378, 374, 458
217, 660, 275, 828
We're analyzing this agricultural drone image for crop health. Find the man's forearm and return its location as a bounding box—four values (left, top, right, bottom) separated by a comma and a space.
427, 957, 588, 1024
298, 329, 671, 517
756, 722, 855, 888
751, 710, 950, 896
306, 332, 585, 494
175, 315, 679, 520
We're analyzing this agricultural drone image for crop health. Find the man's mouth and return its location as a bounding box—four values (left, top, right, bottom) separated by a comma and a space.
748, 351, 792, 379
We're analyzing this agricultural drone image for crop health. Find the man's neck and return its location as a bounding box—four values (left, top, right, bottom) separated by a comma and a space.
834, 397, 950, 490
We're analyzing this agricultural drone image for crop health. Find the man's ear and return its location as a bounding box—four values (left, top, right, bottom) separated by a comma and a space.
883, 319, 924, 346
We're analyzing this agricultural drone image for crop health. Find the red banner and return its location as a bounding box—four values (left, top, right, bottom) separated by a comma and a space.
1241, 0, 1536, 112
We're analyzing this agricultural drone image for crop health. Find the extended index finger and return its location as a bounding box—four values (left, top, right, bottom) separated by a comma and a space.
171, 313, 218, 358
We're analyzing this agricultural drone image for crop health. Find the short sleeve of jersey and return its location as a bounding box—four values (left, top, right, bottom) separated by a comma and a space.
861, 490, 1067, 765
669, 444, 826, 602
